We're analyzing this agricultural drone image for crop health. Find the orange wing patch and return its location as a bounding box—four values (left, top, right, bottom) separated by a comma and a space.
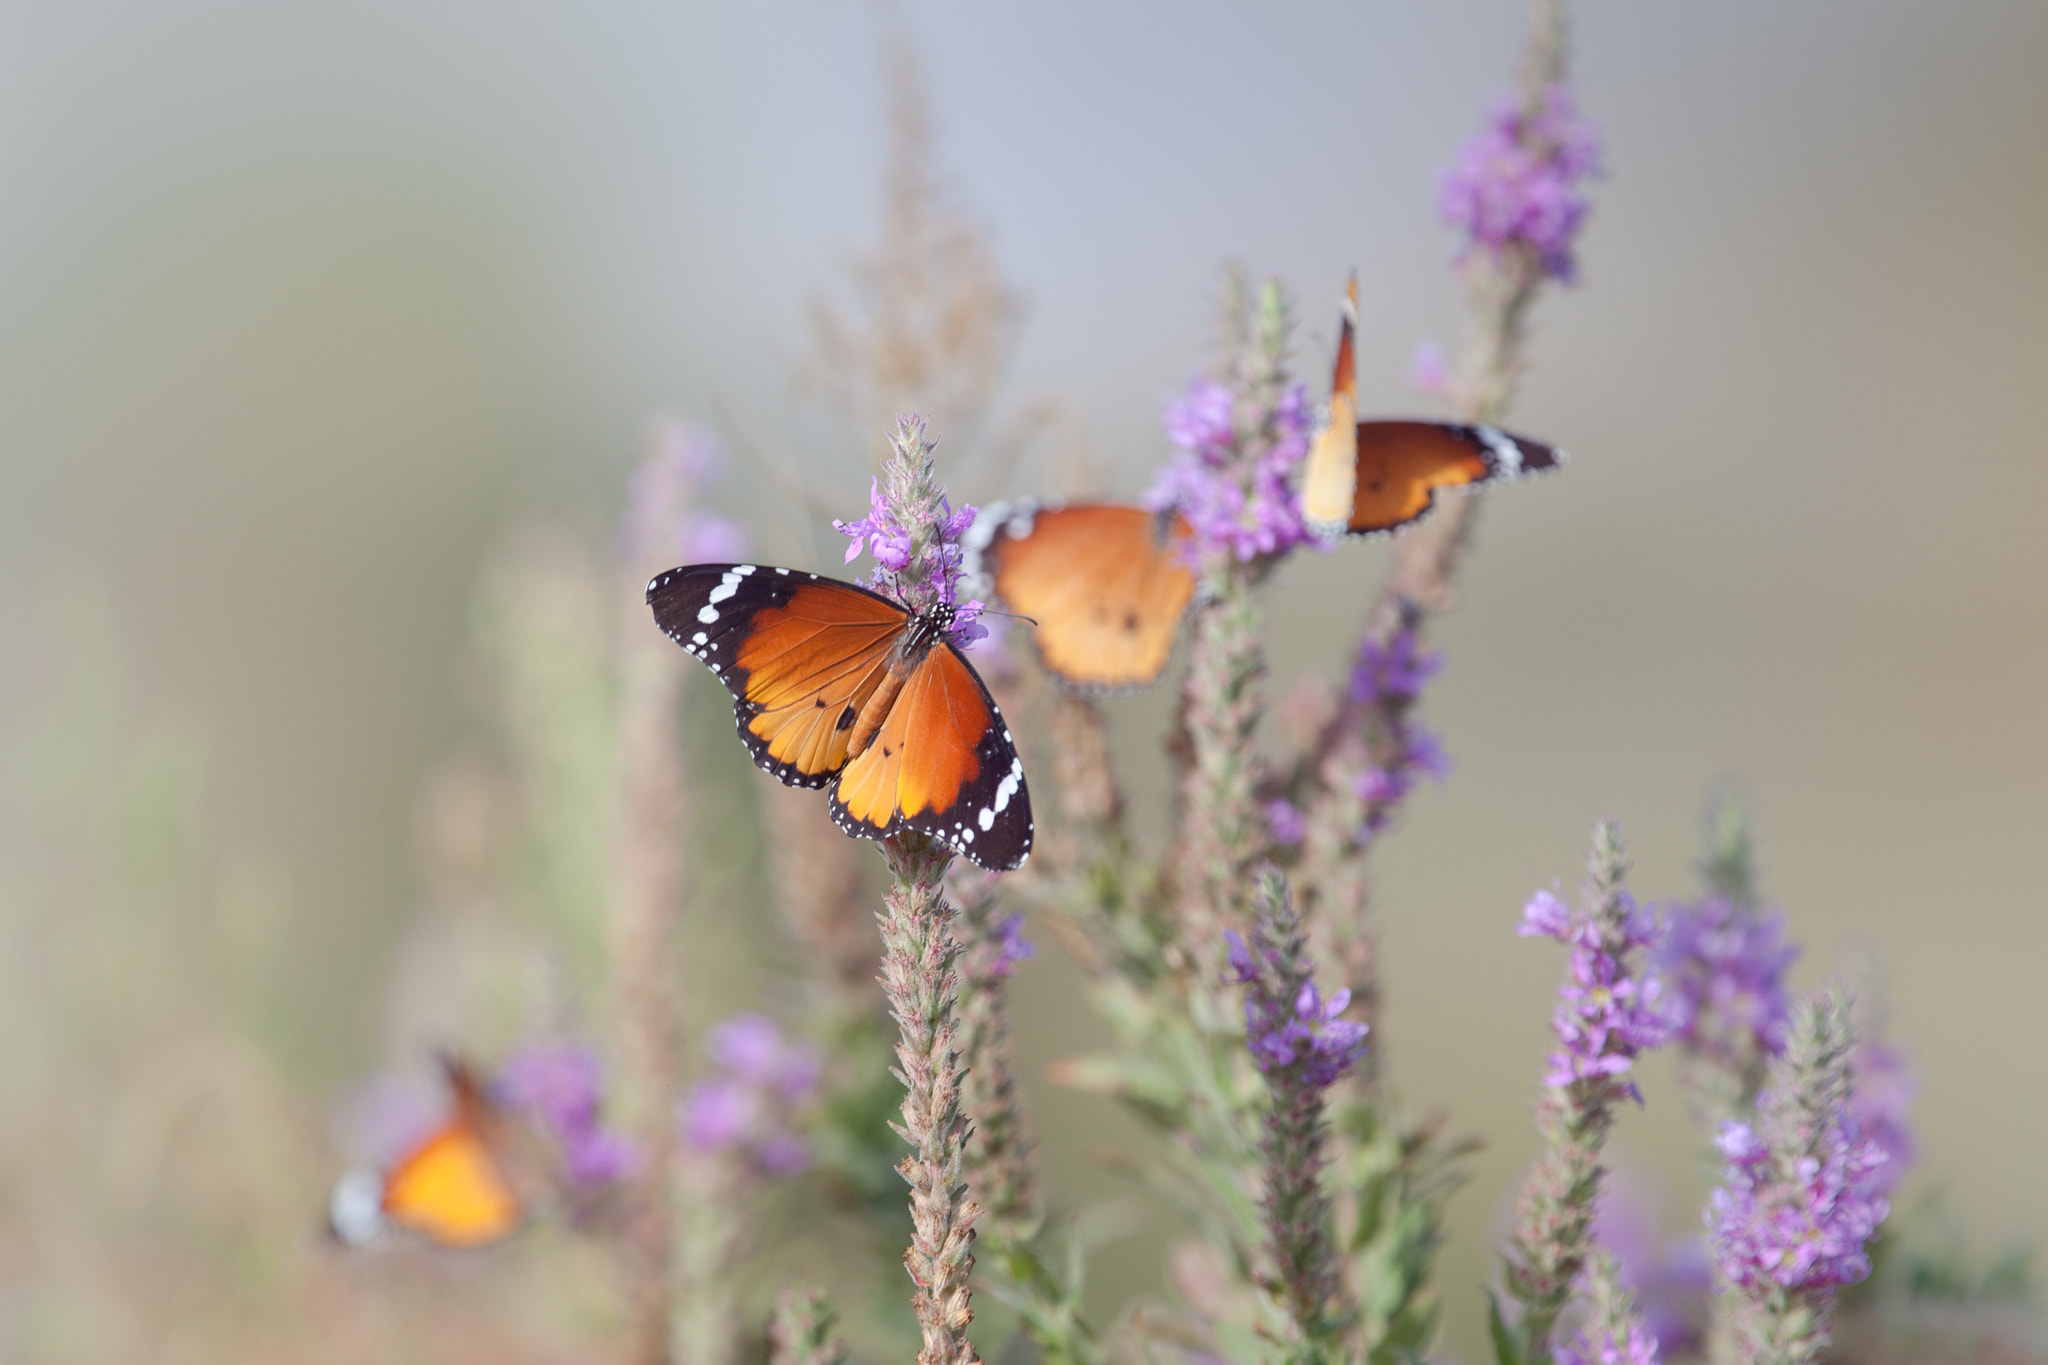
1348, 422, 1494, 532
1302, 275, 1362, 533
978, 504, 1197, 692
380, 1123, 524, 1248
733, 583, 905, 783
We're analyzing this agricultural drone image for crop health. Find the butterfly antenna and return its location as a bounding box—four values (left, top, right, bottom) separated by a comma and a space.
980, 608, 1038, 628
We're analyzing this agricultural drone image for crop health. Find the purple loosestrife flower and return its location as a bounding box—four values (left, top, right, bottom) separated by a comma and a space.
1226, 931, 1371, 1088
681, 1013, 823, 1178
1519, 887, 1673, 1097
1349, 628, 1443, 705
1708, 990, 1890, 1365
1146, 377, 1317, 565
1439, 85, 1603, 284
497, 1041, 642, 1186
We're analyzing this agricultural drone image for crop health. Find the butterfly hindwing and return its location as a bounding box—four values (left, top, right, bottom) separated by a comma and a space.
970, 501, 1198, 693
648, 564, 909, 789
1302, 276, 1362, 533
831, 641, 1032, 871
330, 1058, 525, 1250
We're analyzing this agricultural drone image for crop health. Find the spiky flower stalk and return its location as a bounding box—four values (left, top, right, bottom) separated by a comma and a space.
612, 421, 743, 1365
1708, 990, 1890, 1365
1555, 1250, 1662, 1365
950, 863, 1041, 1242
769, 1288, 853, 1365
1227, 867, 1370, 1365
849, 416, 988, 1365
879, 834, 983, 1365
1159, 274, 1312, 966
1498, 821, 1671, 1365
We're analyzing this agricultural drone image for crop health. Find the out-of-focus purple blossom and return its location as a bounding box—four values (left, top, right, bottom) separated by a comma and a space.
1265, 798, 1308, 847
1145, 376, 1316, 564
677, 512, 750, 564
984, 912, 1036, 980
497, 1041, 641, 1188
1519, 888, 1672, 1098
1556, 1321, 1661, 1365
1225, 930, 1369, 1090
682, 1013, 822, 1178
1408, 338, 1450, 397
836, 475, 987, 645
1594, 1170, 1711, 1356
1438, 85, 1604, 284
624, 421, 751, 566
1709, 1113, 1889, 1292
1349, 628, 1443, 706
1850, 1039, 1915, 1197
1656, 897, 1799, 1073
1161, 379, 1237, 460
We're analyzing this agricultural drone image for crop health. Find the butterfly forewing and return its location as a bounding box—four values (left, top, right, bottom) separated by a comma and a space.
976, 503, 1197, 693
1346, 421, 1561, 535
649, 564, 910, 788
831, 642, 1032, 870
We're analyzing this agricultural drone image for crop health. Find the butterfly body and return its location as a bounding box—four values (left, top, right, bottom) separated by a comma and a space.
648, 563, 1032, 871
965, 501, 1198, 694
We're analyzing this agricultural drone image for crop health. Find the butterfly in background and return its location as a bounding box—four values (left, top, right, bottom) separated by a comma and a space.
964, 502, 1197, 694
327, 1058, 527, 1250
647, 563, 1032, 872
1300, 275, 1563, 538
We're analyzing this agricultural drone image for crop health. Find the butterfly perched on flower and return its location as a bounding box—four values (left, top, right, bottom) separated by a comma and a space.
327, 1058, 529, 1250
647, 563, 1032, 871
1300, 275, 1562, 537
964, 502, 1198, 694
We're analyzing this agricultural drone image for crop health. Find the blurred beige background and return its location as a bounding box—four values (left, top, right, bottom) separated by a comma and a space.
2, 2, 2044, 1359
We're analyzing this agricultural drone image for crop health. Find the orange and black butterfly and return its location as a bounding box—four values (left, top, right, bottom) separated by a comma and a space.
1301, 276, 1563, 537
328, 1059, 527, 1250
647, 563, 1032, 871
965, 502, 1198, 694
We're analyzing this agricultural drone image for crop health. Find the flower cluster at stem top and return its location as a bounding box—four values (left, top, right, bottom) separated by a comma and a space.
1708, 1110, 1890, 1292
1519, 888, 1672, 1099
1145, 377, 1317, 565
1225, 931, 1369, 1089
834, 475, 986, 645
1439, 84, 1604, 284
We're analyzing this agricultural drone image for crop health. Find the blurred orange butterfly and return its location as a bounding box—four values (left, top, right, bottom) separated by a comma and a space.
965, 502, 1198, 694
647, 563, 1032, 871
328, 1059, 526, 1250
1300, 276, 1563, 537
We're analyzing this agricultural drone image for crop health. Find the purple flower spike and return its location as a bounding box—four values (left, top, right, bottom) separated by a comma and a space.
1709, 990, 1892, 1361
1226, 928, 1370, 1091
1439, 85, 1604, 284
1521, 886, 1672, 1099
1349, 628, 1443, 706
1657, 896, 1799, 1075
624, 420, 750, 567
834, 424, 987, 646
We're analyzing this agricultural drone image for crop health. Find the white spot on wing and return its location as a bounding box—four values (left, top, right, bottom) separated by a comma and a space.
698, 605, 720, 623
1475, 424, 1522, 475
